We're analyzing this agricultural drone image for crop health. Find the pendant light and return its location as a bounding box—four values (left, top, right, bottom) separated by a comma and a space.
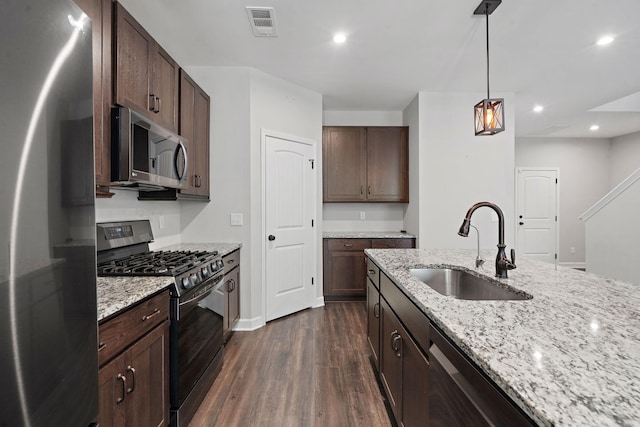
474, 0, 504, 136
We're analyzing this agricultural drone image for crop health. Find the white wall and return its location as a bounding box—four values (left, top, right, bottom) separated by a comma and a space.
584, 179, 640, 284
179, 66, 322, 329
402, 95, 423, 246
415, 92, 516, 252
322, 110, 406, 232
95, 190, 183, 249
515, 137, 610, 263
610, 130, 640, 187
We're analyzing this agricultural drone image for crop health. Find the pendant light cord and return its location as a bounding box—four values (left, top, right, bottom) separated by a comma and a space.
485, 3, 490, 100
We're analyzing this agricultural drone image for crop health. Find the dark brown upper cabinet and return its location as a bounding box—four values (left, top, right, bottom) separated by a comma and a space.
178, 70, 210, 200
75, 0, 113, 197
114, 2, 179, 133
323, 126, 409, 203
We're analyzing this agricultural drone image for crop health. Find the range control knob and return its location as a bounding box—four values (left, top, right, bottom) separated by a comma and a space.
181, 276, 191, 289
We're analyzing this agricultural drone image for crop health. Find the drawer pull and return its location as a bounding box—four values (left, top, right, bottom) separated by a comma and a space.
343, 244, 353, 248
142, 308, 160, 321
116, 374, 126, 404
373, 302, 380, 319
126, 366, 136, 394
368, 269, 376, 275
98, 342, 106, 352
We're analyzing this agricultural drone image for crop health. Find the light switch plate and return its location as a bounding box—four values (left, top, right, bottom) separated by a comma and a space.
360, 211, 366, 220
230, 213, 243, 226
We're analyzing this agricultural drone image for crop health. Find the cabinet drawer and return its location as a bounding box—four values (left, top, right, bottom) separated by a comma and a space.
381, 273, 430, 356
327, 238, 370, 251
98, 290, 169, 366
366, 257, 380, 289
223, 249, 240, 274
371, 238, 415, 249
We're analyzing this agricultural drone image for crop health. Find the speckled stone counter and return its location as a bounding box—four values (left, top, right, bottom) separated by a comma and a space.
97, 276, 171, 322
323, 231, 415, 239
364, 248, 640, 427
161, 242, 242, 258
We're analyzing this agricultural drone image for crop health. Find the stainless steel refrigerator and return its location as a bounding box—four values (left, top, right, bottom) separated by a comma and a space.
0, 0, 98, 426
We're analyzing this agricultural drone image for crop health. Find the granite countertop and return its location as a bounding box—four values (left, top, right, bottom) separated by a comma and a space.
323, 231, 415, 239
364, 248, 640, 427
97, 276, 171, 322
96, 242, 242, 322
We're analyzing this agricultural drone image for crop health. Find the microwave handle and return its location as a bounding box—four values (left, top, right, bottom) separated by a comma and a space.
177, 140, 188, 181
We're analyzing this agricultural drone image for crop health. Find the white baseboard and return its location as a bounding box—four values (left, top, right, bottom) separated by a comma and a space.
233, 316, 265, 332
313, 296, 325, 308
559, 262, 586, 269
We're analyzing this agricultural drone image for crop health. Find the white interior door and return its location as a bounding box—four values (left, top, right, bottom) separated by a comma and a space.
265, 134, 316, 322
516, 168, 558, 264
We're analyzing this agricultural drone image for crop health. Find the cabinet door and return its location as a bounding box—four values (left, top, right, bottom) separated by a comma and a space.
402, 333, 429, 427
179, 70, 210, 198
193, 87, 211, 197
379, 299, 403, 423
151, 44, 179, 132
366, 279, 381, 370
75, 0, 112, 194
325, 249, 367, 297
322, 127, 367, 202
124, 321, 169, 427
179, 71, 197, 193
227, 268, 240, 332
98, 355, 126, 427
366, 127, 409, 202
114, 3, 152, 116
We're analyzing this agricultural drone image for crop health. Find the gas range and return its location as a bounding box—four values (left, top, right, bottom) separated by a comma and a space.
96, 220, 223, 297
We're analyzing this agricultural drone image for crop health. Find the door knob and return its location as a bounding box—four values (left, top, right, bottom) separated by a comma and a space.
268, 235, 276, 241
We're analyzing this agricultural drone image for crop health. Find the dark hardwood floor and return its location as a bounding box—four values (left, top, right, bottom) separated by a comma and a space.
188, 302, 392, 427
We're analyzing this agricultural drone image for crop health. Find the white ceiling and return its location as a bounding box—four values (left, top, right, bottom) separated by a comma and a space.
123, 0, 640, 138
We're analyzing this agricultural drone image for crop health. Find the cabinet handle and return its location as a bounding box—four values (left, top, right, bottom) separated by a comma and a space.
368, 269, 375, 275
360, 185, 363, 195
149, 94, 156, 112
142, 308, 160, 321
368, 185, 371, 195
343, 243, 353, 248
116, 374, 126, 404
156, 96, 161, 113
98, 342, 106, 352
227, 279, 233, 292
373, 302, 380, 319
126, 366, 136, 394
391, 330, 402, 357
227, 259, 235, 264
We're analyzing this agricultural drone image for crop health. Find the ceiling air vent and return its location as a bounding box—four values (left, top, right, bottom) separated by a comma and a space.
246, 7, 278, 37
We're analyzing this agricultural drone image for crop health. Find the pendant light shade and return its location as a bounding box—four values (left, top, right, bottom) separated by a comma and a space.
473, 0, 504, 136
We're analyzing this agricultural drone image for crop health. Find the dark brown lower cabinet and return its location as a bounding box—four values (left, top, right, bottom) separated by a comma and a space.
366, 279, 381, 370
98, 321, 169, 427
379, 298, 429, 427
368, 257, 535, 427
323, 237, 415, 300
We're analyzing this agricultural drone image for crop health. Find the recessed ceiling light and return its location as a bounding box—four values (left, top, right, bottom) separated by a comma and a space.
333, 33, 346, 44
533, 105, 544, 113
590, 124, 600, 131
596, 35, 615, 46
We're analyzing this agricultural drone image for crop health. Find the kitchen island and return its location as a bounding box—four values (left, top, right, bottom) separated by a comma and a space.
365, 248, 640, 427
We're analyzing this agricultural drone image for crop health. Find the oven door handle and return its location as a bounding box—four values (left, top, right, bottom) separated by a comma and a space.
179, 276, 223, 310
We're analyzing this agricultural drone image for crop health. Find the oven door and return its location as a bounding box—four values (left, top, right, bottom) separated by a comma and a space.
171, 274, 224, 408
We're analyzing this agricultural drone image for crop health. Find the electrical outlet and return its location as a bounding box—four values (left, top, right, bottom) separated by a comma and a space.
158, 216, 165, 229
360, 211, 366, 220
570, 247, 576, 254
230, 213, 243, 226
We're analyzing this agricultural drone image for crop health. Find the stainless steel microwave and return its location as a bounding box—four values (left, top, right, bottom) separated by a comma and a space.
111, 106, 188, 190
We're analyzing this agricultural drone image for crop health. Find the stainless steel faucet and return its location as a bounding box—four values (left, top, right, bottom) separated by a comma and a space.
458, 202, 516, 278
469, 224, 485, 268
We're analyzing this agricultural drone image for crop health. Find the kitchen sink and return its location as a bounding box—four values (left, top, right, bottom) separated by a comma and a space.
409, 268, 532, 301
